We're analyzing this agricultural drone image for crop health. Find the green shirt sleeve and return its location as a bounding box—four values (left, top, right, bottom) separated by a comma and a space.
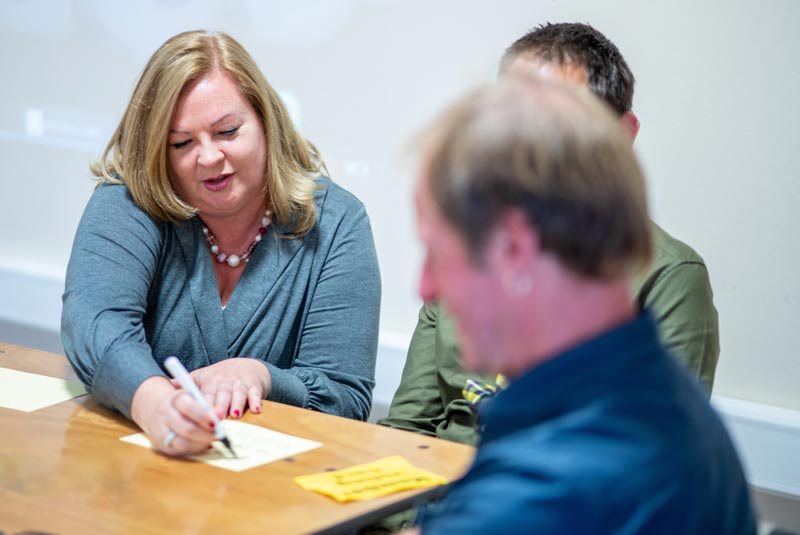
637, 262, 719, 394
632, 224, 720, 395
378, 303, 444, 437
378, 303, 483, 445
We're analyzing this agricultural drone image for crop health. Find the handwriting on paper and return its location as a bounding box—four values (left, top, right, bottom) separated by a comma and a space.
120, 419, 321, 472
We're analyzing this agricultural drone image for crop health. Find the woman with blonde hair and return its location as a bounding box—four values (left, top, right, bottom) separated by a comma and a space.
62, 30, 380, 456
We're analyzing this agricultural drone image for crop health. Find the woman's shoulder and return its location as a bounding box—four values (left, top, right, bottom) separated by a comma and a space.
313, 175, 368, 220
83, 182, 161, 230
91, 181, 139, 207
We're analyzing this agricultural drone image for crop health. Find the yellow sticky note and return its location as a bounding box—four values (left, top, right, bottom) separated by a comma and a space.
294, 455, 448, 503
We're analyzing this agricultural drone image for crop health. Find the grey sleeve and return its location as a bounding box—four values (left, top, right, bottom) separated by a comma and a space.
60, 185, 166, 418
265, 199, 381, 421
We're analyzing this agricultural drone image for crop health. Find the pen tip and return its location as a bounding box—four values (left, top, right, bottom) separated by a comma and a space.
221, 437, 238, 458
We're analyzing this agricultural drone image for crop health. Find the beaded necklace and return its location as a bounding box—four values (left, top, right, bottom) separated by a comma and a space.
200, 208, 273, 268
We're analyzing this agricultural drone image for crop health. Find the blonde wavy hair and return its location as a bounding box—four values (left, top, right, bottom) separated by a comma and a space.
92, 30, 322, 236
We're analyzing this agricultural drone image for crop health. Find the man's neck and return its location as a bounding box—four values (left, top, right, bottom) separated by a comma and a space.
501, 264, 636, 378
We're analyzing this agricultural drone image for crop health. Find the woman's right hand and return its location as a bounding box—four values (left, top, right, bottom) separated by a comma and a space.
130, 376, 221, 456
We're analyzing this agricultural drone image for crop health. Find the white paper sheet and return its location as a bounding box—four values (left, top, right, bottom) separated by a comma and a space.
120, 419, 322, 472
0, 367, 87, 412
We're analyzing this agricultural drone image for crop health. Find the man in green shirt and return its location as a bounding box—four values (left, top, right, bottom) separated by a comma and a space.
379, 23, 719, 448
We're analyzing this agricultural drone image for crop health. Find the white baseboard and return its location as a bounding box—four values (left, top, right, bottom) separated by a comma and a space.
712, 396, 800, 497
374, 330, 409, 412
0, 257, 64, 332
2, 261, 799, 499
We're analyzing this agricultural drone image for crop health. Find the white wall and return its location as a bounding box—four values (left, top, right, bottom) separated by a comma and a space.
1, 0, 799, 415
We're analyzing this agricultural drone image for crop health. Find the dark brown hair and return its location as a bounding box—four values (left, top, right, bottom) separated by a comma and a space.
500, 22, 635, 116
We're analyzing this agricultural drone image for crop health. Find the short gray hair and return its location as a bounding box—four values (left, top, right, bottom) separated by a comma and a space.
421, 75, 651, 279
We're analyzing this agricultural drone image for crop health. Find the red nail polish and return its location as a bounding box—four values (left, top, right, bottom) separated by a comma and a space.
233, 410, 240, 417
209, 421, 215, 429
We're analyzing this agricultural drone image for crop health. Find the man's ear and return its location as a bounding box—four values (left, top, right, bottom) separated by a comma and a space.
487, 209, 539, 298
489, 209, 539, 270
621, 111, 640, 142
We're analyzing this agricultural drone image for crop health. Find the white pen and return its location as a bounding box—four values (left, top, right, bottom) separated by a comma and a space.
164, 356, 237, 457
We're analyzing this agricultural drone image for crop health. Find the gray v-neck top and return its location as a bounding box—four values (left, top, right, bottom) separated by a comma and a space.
61, 176, 381, 421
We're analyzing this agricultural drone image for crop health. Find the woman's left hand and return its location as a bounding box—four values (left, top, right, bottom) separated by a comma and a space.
178, 358, 271, 419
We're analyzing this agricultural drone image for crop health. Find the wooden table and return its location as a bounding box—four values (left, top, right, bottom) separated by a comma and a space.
0, 343, 475, 535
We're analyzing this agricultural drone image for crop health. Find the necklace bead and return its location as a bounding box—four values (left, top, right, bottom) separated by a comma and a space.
200, 208, 272, 268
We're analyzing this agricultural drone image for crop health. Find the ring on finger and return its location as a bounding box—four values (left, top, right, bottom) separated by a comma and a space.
163, 430, 177, 449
